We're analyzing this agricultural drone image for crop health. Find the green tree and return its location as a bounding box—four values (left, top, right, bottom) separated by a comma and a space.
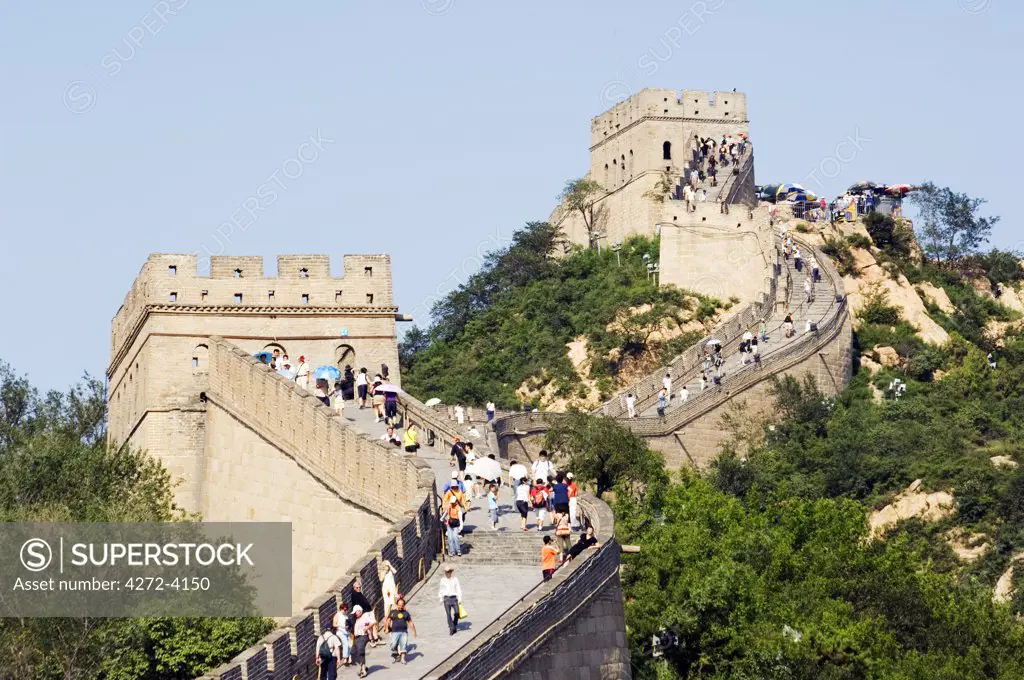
543, 410, 667, 497
911, 182, 1000, 264
0, 362, 273, 680
621, 475, 1024, 680
558, 178, 608, 249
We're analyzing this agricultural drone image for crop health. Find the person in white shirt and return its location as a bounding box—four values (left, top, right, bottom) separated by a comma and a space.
700, 188, 708, 203
314, 624, 343, 679
625, 393, 637, 418
380, 426, 401, 446
455, 404, 465, 425
356, 368, 369, 408
509, 460, 528, 490
532, 451, 555, 482
514, 477, 531, 531
295, 355, 310, 389
663, 373, 672, 396
438, 565, 463, 636
680, 386, 689, 403
486, 401, 496, 422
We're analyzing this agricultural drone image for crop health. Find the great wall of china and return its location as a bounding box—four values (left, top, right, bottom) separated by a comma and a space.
105, 88, 852, 680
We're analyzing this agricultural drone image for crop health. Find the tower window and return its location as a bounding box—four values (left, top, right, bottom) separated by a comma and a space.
234, 293, 243, 304
364, 266, 373, 276
268, 290, 275, 301
366, 293, 374, 304
662, 141, 672, 160
234, 269, 242, 278
168, 265, 177, 275
299, 268, 309, 278
335, 290, 343, 303
200, 290, 208, 301
168, 292, 177, 302
301, 293, 309, 304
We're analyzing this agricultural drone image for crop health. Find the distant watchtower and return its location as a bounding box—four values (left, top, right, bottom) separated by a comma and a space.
553, 88, 753, 248
590, 88, 748, 191
107, 253, 402, 512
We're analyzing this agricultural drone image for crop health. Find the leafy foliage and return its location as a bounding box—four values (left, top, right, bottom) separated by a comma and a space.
911, 181, 1000, 264
543, 410, 667, 498
400, 224, 719, 408
620, 474, 1024, 680
864, 211, 914, 260
0, 362, 273, 680
558, 178, 608, 248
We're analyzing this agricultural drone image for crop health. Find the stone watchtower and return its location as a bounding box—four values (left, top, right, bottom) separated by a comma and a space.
107, 253, 402, 512
554, 88, 753, 249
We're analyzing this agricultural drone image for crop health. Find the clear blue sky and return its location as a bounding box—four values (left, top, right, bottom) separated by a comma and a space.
1, 0, 1019, 391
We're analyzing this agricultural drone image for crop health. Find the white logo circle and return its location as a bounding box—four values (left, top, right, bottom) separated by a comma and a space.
959, 0, 991, 14
20, 538, 53, 572
422, 0, 454, 16
62, 80, 97, 114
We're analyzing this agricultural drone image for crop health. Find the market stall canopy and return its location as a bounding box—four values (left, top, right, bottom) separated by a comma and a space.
848, 180, 879, 194
884, 184, 914, 195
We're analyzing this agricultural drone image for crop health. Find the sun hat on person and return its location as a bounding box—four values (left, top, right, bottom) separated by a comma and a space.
444, 565, 454, 572
353, 605, 363, 614
451, 470, 458, 479
567, 472, 574, 479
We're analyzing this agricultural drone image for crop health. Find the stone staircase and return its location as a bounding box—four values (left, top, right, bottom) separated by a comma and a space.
457, 525, 548, 566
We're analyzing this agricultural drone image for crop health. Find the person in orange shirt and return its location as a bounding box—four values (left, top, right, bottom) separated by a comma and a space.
541, 535, 559, 581
566, 472, 579, 529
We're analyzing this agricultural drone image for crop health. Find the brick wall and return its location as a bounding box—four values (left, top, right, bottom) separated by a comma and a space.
195, 339, 441, 680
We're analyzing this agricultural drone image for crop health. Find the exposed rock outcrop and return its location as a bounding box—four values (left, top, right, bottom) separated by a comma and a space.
916, 281, 956, 315
844, 248, 950, 345
869, 479, 955, 538
946, 528, 990, 562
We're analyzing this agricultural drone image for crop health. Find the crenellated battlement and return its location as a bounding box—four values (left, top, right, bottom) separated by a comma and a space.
590, 88, 748, 149
110, 253, 396, 365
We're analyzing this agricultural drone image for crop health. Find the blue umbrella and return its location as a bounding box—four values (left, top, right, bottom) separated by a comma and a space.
254, 351, 273, 364
314, 365, 342, 381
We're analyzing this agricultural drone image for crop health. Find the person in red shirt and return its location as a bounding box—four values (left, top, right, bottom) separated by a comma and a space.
541, 535, 559, 581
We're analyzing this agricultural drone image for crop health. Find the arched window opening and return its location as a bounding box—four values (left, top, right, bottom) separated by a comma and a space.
663, 141, 672, 160
192, 344, 209, 372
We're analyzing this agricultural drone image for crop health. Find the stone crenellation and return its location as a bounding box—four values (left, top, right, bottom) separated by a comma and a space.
111, 253, 395, 363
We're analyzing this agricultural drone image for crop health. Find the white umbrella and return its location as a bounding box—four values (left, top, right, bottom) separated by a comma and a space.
706, 338, 722, 346
466, 457, 502, 482
424, 397, 442, 407
375, 383, 402, 393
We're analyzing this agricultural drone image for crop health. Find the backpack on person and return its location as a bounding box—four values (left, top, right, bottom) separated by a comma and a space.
318, 633, 334, 664
530, 486, 546, 509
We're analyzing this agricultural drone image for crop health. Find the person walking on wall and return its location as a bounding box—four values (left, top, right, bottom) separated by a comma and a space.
626, 392, 637, 418
350, 605, 372, 678
315, 621, 343, 680
439, 564, 463, 636
515, 476, 531, 531
332, 603, 353, 668
567, 472, 579, 529
385, 597, 416, 665
296, 355, 310, 390
486, 400, 496, 422
356, 368, 369, 409
657, 388, 668, 417
541, 535, 560, 581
